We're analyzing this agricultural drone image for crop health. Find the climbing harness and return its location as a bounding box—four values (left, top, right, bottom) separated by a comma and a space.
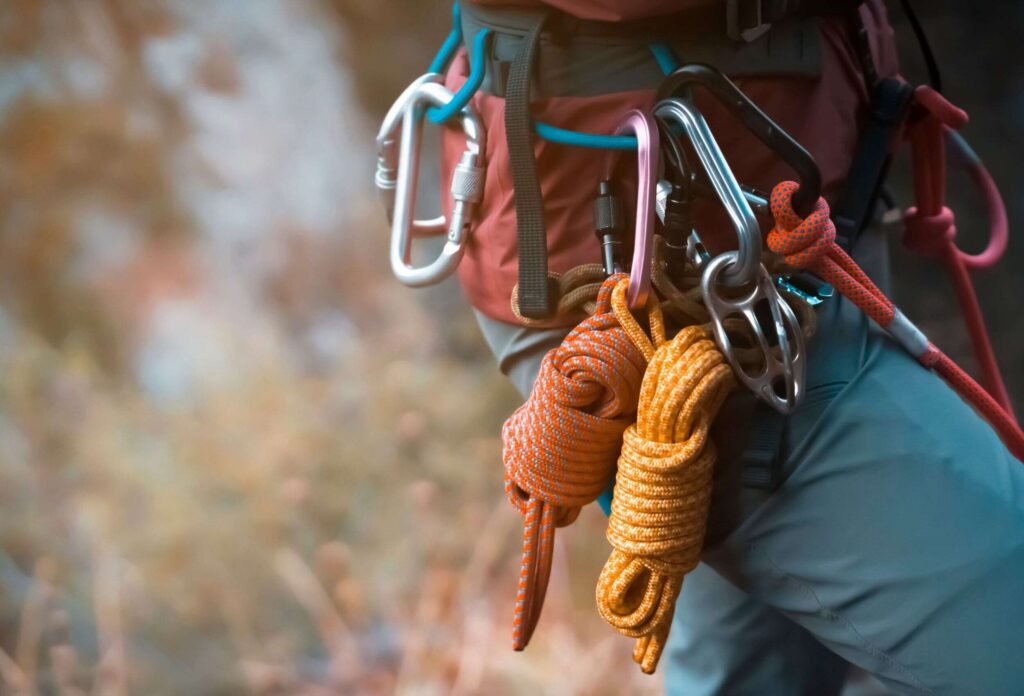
377, 0, 1024, 677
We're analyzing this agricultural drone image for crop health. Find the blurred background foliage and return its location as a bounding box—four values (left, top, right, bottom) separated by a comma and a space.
0, 1, 1019, 694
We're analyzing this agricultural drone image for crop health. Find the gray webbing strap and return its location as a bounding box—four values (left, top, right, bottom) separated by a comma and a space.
740, 400, 786, 490
505, 11, 552, 319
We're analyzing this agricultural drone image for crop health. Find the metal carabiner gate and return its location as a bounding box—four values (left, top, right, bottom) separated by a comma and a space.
389, 81, 486, 287
376, 73, 448, 237
654, 98, 763, 288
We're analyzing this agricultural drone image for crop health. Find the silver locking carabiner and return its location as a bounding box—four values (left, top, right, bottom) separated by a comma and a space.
390, 81, 485, 287
655, 97, 805, 413
375, 73, 447, 237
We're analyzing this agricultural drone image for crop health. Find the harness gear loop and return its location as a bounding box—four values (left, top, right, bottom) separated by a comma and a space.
501, 275, 658, 649
596, 324, 735, 674
426, 28, 493, 125
768, 181, 1024, 461
902, 85, 1014, 416
428, 0, 464, 74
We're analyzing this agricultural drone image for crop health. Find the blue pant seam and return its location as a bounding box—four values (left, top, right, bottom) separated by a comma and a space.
745, 541, 936, 695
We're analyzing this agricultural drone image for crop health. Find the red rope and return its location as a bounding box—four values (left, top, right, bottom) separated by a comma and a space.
903, 86, 1013, 415
501, 275, 647, 650
769, 181, 1024, 462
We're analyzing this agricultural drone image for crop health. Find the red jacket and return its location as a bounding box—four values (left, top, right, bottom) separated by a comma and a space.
441, 1, 899, 325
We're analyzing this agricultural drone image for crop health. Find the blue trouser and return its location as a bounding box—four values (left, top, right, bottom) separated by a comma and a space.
474, 229, 1024, 695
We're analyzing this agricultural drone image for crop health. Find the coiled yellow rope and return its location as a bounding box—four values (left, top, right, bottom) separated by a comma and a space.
597, 289, 736, 674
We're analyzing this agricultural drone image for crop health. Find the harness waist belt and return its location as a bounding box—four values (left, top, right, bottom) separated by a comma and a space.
462, 1, 861, 98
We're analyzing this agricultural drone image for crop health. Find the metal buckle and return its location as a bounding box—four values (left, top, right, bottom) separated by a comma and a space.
389, 81, 486, 288
726, 0, 773, 43
701, 251, 806, 414
375, 73, 447, 238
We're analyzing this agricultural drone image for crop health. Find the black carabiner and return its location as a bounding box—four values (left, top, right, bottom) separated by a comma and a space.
657, 64, 822, 218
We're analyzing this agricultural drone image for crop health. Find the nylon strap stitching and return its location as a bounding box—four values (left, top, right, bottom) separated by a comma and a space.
505, 11, 552, 318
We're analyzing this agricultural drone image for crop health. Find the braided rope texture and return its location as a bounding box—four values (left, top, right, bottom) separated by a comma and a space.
595, 324, 734, 674
502, 275, 650, 650
768, 180, 1024, 462
769, 180, 894, 326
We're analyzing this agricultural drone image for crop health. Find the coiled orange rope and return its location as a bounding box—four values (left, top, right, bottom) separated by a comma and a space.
596, 286, 735, 674
502, 274, 660, 649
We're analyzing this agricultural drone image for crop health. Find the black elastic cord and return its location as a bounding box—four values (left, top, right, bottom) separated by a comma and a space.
505, 12, 552, 319
898, 0, 942, 93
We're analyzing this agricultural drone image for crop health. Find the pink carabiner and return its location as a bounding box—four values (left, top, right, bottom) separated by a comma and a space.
611, 110, 660, 309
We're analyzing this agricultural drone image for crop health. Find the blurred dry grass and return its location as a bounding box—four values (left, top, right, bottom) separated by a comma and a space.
1, 1, 1020, 694
0, 1, 659, 693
